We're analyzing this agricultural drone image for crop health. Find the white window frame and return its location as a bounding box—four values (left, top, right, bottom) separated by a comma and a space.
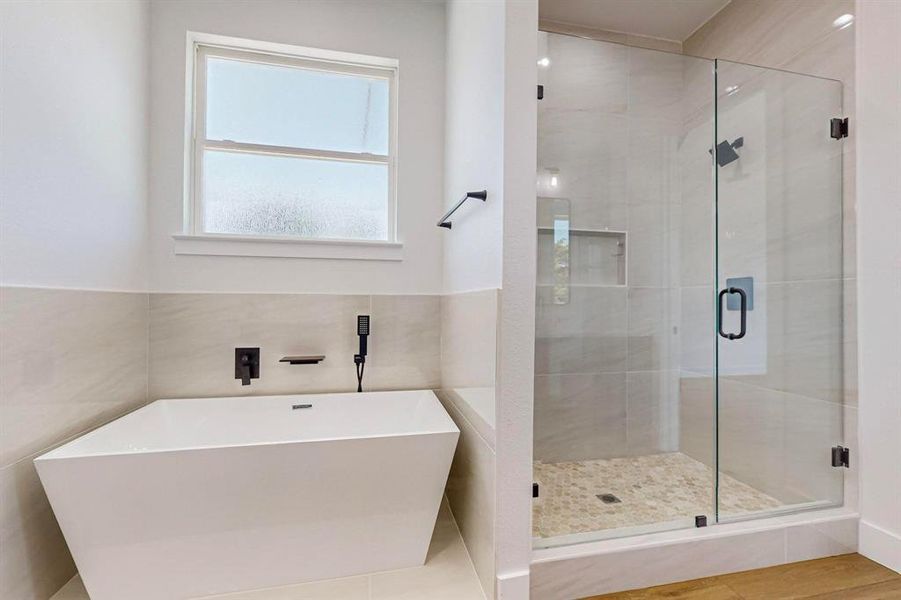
175, 32, 402, 261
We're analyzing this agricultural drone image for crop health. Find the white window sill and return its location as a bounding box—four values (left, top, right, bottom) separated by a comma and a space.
172, 234, 404, 261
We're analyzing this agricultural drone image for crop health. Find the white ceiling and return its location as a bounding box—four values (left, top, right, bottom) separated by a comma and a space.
539, 0, 732, 42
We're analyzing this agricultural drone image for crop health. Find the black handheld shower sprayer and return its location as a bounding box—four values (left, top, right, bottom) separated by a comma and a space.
354, 315, 370, 392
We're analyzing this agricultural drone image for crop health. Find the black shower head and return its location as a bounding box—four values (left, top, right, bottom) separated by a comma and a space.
710, 137, 744, 167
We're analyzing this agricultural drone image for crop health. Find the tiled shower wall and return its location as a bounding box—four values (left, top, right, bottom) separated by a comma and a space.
534, 31, 687, 463
681, 0, 857, 507
1, 288, 495, 600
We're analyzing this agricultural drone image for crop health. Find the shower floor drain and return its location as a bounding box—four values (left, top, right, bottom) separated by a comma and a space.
596, 493, 621, 504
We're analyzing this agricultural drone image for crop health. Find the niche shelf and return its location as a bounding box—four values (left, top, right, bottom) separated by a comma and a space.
537, 227, 627, 304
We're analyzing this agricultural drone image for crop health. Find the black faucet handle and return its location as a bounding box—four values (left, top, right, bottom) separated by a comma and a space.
235, 347, 260, 386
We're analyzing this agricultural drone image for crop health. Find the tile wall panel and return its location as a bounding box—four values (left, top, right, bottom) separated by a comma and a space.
0, 287, 149, 600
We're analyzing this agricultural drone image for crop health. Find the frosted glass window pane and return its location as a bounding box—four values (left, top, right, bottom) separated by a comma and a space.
202, 150, 388, 240
206, 57, 389, 155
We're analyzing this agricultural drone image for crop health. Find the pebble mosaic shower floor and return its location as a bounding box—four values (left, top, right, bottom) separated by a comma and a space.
533, 452, 782, 538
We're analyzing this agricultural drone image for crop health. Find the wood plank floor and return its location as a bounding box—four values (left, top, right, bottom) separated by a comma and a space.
585, 554, 901, 600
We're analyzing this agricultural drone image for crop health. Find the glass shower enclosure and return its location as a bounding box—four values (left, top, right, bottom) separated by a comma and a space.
533, 32, 845, 548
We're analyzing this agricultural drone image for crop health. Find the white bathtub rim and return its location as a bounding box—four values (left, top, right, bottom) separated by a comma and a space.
35, 429, 459, 462
35, 389, 459, 461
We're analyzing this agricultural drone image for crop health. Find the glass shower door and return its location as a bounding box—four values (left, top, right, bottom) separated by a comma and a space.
714, 60, 845, 521
531, 38, 846, 550
533, 31, 718, 548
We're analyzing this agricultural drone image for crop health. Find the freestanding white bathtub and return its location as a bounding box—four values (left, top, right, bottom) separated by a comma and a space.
35, 390, 459, 600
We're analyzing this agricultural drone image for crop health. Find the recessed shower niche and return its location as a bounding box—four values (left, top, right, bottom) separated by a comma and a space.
537, 197, 626, 305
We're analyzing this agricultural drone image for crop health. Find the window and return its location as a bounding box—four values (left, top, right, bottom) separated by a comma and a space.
185, 34, 397, 250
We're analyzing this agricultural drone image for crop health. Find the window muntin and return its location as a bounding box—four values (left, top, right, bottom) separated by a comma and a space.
191, 43, 396, 242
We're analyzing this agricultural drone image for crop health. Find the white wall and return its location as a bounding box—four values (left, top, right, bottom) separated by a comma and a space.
442, 3, 539, 596
442, 3, 538, 597
440, 4, 507, 596
149, 0, 446, 294
495, 1, 538, 597
0, 0, 150, 291
856, 0, 901, 574
442, 0, 505, 293
0, 3, 151, 597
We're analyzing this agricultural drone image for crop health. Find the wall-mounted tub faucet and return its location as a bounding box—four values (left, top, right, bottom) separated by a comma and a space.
235, 347, 260, 386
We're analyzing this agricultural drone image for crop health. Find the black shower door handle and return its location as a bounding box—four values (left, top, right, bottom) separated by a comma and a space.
718, 287, 747, 340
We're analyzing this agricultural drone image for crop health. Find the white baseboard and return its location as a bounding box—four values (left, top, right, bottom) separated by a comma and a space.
496, 569, 529, 600
860, 520, 901, 573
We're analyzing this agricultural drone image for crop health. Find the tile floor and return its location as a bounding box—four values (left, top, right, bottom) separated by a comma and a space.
50, 500, 486, 600
533, 452, 782, 538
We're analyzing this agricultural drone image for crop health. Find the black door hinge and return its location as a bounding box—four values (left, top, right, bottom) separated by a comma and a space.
532, 482, 539, 498
537, 85, 544, 100
830, 117, 849, 139
832, 445, 850, 468
695, 515, 708, 527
